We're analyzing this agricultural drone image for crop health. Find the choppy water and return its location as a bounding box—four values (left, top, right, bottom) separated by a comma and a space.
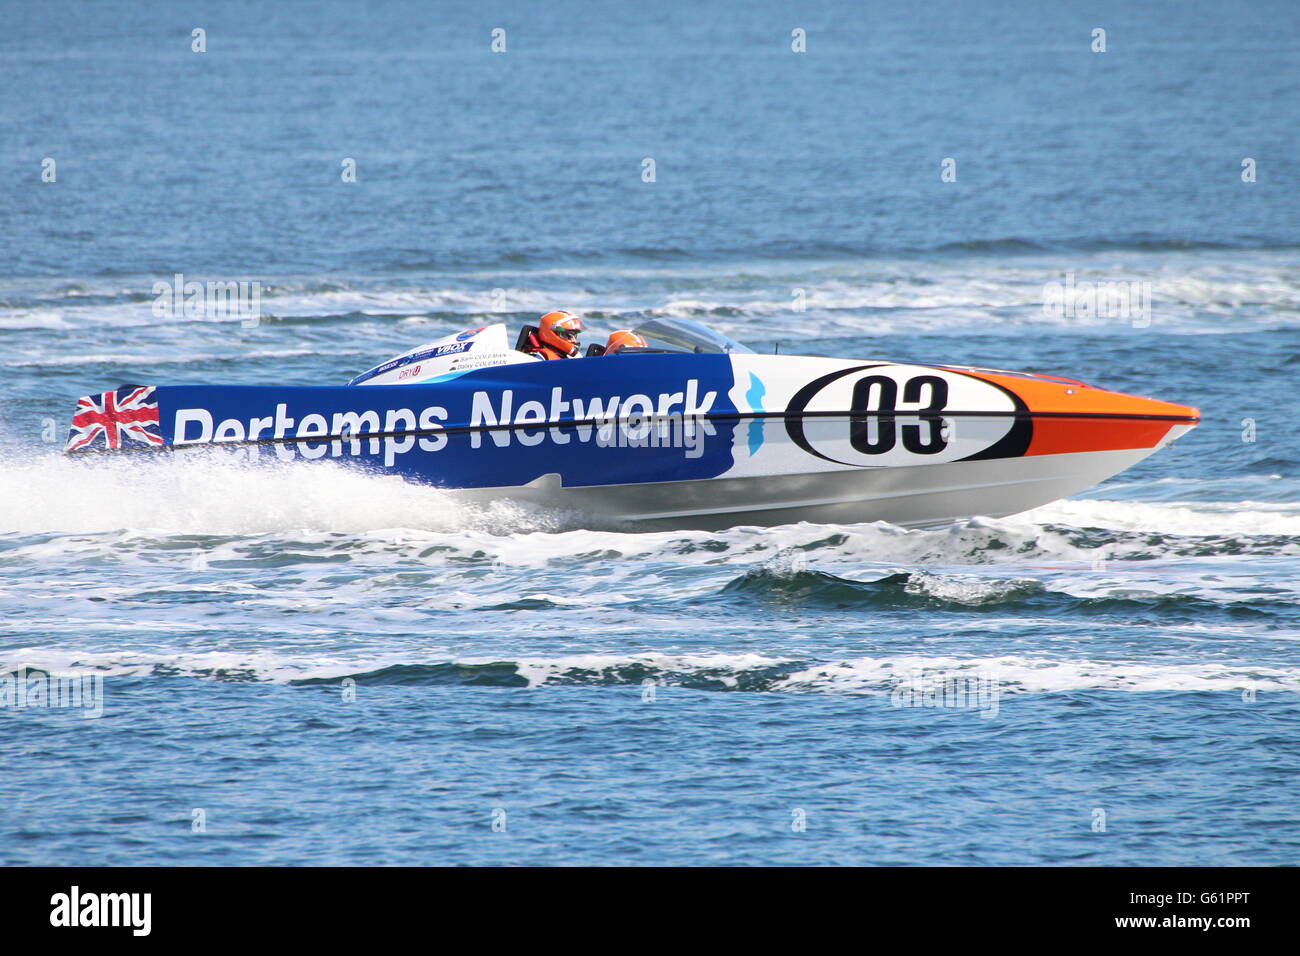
1, 0, 1298, 865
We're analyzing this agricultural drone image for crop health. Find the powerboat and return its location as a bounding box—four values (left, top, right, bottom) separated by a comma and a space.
64, 318, 1200, 530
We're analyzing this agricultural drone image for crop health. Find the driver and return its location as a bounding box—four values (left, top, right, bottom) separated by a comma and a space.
603, 330, 647, 354
525, 311, 585, 360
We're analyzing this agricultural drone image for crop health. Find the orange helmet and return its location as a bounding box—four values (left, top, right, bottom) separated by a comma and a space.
537, 311, 584, 357
604, 330, 647, 354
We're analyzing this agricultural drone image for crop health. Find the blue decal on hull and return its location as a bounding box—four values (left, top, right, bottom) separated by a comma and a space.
151, 354, 740, 489
745, 371, 766, 456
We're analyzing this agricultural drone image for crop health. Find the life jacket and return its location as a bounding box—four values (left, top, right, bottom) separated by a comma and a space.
524, 330, 570, 361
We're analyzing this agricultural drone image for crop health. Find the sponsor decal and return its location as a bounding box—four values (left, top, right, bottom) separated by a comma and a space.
348, 340, 474, 385
173, 403, 450, 466
432, 341, 473, 357
784, 365, 1029, 466
78, 353, 741, 486
466, 382, 716, 449
169, 379, 720, 467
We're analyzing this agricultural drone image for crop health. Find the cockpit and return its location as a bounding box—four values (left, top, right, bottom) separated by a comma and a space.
513, 316, 752, 358
353, 318, 750, 387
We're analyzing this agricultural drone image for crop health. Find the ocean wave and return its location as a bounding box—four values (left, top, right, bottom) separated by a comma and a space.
719, 567, 1047, 609
5, 648, 1297, 696
715, 567, 1290, 616
3, 347, 320, 369
333, 235, 1300, 268
3, 247, 1298, 336
1019, 499, 1300, 538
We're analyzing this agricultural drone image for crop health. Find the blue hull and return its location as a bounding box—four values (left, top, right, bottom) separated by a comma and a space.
71, 354, 741, 490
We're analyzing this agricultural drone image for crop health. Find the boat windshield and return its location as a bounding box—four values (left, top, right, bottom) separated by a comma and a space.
629, 317, 753, 354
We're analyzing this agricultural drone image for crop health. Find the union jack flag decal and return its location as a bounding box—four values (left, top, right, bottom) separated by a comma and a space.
66, 385, 163, 452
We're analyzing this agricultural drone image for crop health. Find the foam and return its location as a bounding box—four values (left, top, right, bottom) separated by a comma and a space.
3, 647, 1295, 696
0, 451, 547, 536
1018, 498, 1300, 536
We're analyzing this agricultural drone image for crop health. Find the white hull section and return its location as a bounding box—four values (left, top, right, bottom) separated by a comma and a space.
450, 447, 1161, 531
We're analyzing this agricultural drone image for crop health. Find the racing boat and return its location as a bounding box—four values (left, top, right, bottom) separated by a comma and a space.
64, 318, 1200, 530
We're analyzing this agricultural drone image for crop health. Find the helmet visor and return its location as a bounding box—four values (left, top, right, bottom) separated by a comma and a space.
551, 314, 583, 338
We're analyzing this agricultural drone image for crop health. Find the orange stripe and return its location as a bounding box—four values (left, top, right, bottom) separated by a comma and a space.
955, 369, 1198, 455
1025, 416, 1177, 456
963, 369, 1199, 418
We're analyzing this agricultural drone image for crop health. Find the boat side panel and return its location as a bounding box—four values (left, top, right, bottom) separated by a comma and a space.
68, 353, 1200, 499
150, 354, 742, 489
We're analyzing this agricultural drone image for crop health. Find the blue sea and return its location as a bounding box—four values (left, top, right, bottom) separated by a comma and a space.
1, 0, 1298, 865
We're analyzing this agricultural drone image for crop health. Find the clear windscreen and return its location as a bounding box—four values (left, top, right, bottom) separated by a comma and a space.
629, 317, 753, 354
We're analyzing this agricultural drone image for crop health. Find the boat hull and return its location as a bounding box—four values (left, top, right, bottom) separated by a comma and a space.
449, 444, 1183, 531
63, 345, 1200, 531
